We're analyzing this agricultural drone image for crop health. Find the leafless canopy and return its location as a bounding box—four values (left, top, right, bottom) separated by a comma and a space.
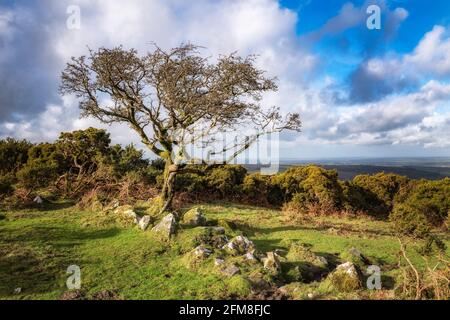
61, 43, 301, 208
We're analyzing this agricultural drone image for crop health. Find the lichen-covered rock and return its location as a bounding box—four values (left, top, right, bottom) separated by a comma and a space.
223, 236, 255, 255
138, 215, 152, 231
193, 245, 213, 259
182, 207, 207, 226
211, 234, 229, 249
340, 247, 370, 268
113, 205, 141, 226
322, 262, 363, 292
243, 252, 257, 261
214, 258, 225, 266
221, 264, 240, 277
151, 213, 177, 239
33, 196, 43, 204
286, 242, 328, 268
262, 252, 281, 273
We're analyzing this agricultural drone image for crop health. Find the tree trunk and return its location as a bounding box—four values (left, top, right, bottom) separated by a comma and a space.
160, 160, 178, 214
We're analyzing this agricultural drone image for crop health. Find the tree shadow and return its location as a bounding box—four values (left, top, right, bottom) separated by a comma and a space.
0, 225, 120, 297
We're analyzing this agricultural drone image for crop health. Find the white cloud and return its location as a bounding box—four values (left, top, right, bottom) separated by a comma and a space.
1, 0, 449, 157
406, 26, 450, 76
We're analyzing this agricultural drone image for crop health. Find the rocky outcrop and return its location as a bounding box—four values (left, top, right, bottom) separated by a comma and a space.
138, 215, 152, 231
322, 262, 363, 292
151, 213, 178, 239
182, 207, 207, 226
262, 252, 281, 273
222, 236, 255, 255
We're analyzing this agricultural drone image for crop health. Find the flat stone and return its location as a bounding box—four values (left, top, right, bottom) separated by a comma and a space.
222, 264, 240, 277
214, 258, 225, 266
222, 236, 255, 255
193, 246, 213, 259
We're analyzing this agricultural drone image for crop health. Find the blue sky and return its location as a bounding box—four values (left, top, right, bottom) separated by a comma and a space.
0, 0, 449, 159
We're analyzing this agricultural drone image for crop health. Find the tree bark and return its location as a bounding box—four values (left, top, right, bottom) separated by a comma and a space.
160, 161, 178, 214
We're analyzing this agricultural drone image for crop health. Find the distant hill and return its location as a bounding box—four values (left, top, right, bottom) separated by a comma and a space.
244, 157, 450, 180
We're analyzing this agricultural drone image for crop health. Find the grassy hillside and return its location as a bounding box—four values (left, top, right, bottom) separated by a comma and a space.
1, 202, 448, 300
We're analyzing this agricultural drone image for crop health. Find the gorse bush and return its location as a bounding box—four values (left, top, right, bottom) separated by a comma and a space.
350, 173, 410, 217
390, 178, 450, 237
275, 166, 344, 215
0, 127, 449, 240
206, 165, 247, 197
0, 138, 32, 176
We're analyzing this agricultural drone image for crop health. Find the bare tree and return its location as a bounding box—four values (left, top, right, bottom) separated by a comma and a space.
60, 44, 301, 212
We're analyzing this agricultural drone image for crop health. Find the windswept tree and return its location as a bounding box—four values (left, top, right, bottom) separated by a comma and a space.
60, 44, 301, 212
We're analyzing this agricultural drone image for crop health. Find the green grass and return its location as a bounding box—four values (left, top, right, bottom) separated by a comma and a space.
0, 202, 448, 300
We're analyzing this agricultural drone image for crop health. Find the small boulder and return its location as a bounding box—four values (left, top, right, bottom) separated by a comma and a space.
244, 252, 257, 261
262, 252, 281, 273
33, 196, 43, 204
124, 209, 139, 224
182, 207, 207, 226
223, 236, 255, 256
193, 246, 213, 259
151, 213, 177, 239
214, 258, 225, 266
286, 242, 328, 268
322, 262, 363, 292
221, 264, 240, 277
138, 215, 152, 231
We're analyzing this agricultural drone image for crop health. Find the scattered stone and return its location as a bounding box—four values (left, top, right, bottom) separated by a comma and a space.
138, 215, 152, 231
223, 236, 255, 255
214, 258, 225, 266
243, 252, 257, 261
183, 207, 207, 226
210, 234, 229, 249
33, 196, 43, 204
222, 264, 240, 277
151, 213, 178, 239
262, 252, 281, 273
193, 246, 213, 259
124, 209, 139, 224
286, 242, 328, 268
307, 292, 316, 299
323, 262, 363, 292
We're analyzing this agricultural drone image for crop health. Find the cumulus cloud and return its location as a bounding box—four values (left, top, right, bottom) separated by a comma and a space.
0, 0, 448, 156
314, 80, 450, 146
347, 25, 450, 104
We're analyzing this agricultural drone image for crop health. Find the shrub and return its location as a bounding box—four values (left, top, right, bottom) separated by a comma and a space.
16, 161, 59, 190
206, 165, 247, 197
349, 173, 410, 217
390, 178, 450, 236
174, 172, 207, 194
275, 166, 344, 215
0, 138, 33, 175
0, 173, 15, 196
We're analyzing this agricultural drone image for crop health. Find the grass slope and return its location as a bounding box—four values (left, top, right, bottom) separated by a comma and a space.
0, 202, 448, 300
